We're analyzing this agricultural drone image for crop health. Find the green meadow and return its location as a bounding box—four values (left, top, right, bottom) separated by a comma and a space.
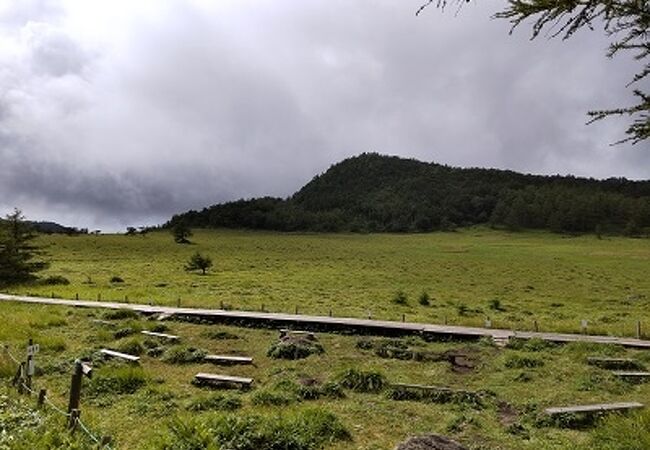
1, 228, 650, 449
7, 228, 650, 336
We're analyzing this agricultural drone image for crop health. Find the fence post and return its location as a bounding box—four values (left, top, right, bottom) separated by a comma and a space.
67, 360, 83, 429
25, 338, 33, 392
295, 306, 299, 315
636, 321, 642, 339
402, 314, 405, 323
534, 320, 539, 332
329, 309, 332, 317
37, 389, 46, 408
177, 298, 181, 308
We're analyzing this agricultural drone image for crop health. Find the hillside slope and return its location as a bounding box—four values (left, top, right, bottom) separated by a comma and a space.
168, 153, 650, 234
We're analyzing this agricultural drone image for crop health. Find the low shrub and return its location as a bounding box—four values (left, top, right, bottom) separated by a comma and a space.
589, 410, 650, 448
117, 338, 145, 356
267, 336, 324, 360
392, 291, 408, 305
488, 298, 504, 311
38, 336, 67, 352
186, 394, 242, 412
103, 309, 140, 320
504, 354, 544, 369
337, 369, 386, 393
42, 275, 70, 285
387, 385, 485, 408
153, 408, 350, 450
162, 346, 207, 364
87, 367, 147, 396
110, 276, 125, 283
114, 327, 137, 339
418, 291, 431, 306
251, 389, 298, 406
148, 323, 169, 333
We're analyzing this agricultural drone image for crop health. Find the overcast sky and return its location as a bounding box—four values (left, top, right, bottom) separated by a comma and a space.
0, 0, 648, 231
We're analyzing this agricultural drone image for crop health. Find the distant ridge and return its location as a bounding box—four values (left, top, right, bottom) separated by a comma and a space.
168, 153, 650, 235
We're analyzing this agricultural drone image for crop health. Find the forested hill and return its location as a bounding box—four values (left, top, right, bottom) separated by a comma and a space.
168, 153, 650, 234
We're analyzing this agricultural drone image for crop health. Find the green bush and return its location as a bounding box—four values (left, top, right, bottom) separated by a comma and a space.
392, 290, 408, 305
149, 323, 170, 333
267, 337, 324, 360
337, 369, 386, 393
590, 410, 650, 449
162, 346, 207, 364
110, 276, 125, 283
186, 394, 242, 412
418, 291, 431, 306
114, 327, 137, 339
117, 338, 145, 356
103, 309, 140, 320
251, 389, 298, 406
152, 408, 350, 450
504, 354, 545, 369
87, 367, 147, 396
488, 298, 504, 311
42, 275, 70, 285
387, 385, 485, 408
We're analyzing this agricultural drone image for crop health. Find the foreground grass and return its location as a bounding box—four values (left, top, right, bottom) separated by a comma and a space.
2, 301, 650, 449
5, 228, 650, 336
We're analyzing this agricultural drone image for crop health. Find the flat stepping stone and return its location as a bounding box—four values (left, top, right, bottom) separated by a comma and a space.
204, 355, 253, 365
194, 372, 253, 389
100, 349, 140, 363
141, 330, 179, 341
545, 402, 644, 415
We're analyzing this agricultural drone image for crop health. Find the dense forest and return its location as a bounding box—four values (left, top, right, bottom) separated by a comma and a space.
167, 153, 650, 235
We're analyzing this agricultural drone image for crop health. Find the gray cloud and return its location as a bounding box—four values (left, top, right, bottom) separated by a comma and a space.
0, 0, 648, 231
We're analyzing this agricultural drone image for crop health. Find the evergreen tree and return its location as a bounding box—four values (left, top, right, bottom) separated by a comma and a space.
0, 209, 49, 285
185, 252, 213, 275
172, 222, 192, 244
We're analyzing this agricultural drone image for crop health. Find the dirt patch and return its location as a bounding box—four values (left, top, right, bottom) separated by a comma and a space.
497, 401, 519, 427
394, 434, 468, 450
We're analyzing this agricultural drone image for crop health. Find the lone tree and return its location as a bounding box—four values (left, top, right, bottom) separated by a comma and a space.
0, 209, 49, 286
185, 252, 213, 275
418, 0, 649, 144
172, 221, 192, 244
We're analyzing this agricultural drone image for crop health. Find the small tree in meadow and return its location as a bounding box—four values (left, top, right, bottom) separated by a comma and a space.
185, 252, 213, 275
172, 222, 192, 244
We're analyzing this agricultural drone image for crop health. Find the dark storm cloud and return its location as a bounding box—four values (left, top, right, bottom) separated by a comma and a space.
0, 0, 647, 230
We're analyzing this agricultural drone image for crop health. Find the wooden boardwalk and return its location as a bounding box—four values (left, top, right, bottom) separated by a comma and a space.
2, 293, 650, 348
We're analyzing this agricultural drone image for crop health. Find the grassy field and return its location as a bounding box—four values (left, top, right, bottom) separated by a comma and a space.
6, 228, 650, 336
1, 228, 650, 449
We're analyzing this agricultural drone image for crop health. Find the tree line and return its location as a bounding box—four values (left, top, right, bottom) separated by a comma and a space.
167, 153, 650, 236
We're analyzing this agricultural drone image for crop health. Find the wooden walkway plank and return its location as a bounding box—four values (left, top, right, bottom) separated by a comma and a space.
612, 371, 650, 378
194, 372, 253, 388
141, 330, 179, 341
3, 293, 650, 349
545, 402, 644, 415
100, 349, 140, 362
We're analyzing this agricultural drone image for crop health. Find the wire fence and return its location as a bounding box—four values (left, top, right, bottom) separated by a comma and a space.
3, 343, 112, 449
